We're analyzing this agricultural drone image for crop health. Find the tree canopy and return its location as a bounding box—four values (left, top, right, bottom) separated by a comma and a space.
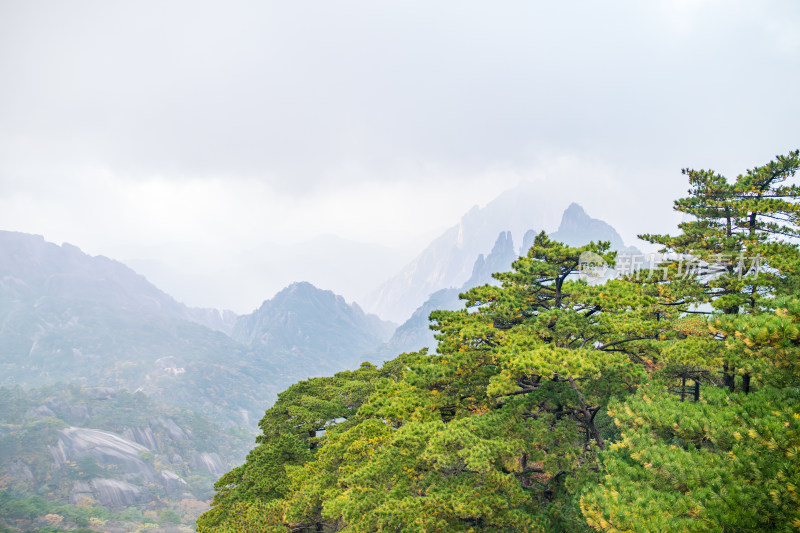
198, 150, 800, 532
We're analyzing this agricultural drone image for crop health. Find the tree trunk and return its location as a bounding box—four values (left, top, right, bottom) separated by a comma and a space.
680, 375, 686, 402
568, 377, 604, 450
723, 362, 735, 392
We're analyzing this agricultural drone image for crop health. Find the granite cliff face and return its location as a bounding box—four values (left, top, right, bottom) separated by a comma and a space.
52, 427, 170, 509
52, 428, 153, 482
69, 479, 151, 509
53, 427, 227, 510
0, 384, 250, 526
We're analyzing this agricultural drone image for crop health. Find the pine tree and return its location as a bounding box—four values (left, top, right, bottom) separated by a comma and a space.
198, 149, 800, 532
639, 150, 800, 392
200, 234, 662, 531
196, 362, 385, 532
302, 235, 664, 530
582, 151, 800, 532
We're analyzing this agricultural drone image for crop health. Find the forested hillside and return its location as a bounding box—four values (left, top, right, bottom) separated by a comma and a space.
0, 237, 393, 532
0, 231, 269, 427
0, 384, 251, 532
199, 151, 800, 532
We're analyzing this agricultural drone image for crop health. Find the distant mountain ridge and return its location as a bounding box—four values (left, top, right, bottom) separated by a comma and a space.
0, 231, 393, 428
0, 198, 636, 417
546, 202, 639, 253
380, 203, 638, 356
0, 232, 269, 427
232, 281, 394, 376
364, 181, 559, 323
0, 231, 238, 334
366, 193, 639, 325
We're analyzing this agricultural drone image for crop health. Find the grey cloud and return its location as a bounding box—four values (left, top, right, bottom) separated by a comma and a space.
1, 1, 797, 195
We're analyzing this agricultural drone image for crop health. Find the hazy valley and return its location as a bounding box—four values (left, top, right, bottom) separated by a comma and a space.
0, 193, 630, 531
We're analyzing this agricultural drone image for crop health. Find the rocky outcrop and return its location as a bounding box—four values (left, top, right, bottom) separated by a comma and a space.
151, 416, 189, 441
7, 458, 34, 483
160, 470, 188, 492
121, 426, 159, 451
48, 425, 196, 507
190, 452, 227, 477
53, 428, 154, 482
70, 479, 153, 509
0, 383, 246, 529
184, 307, 239, 335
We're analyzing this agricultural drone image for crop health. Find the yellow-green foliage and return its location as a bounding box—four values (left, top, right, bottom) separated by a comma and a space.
199, 150, 800, 532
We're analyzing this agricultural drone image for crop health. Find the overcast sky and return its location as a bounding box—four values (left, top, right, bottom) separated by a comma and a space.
1, 0, 798, 311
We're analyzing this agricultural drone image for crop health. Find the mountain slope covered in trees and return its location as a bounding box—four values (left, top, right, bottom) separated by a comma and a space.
0, 236, 394, 532
0, 383, 252, 532
0, 234, 394, 428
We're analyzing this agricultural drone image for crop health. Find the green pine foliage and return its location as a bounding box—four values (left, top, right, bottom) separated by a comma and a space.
582, 150, 800, 532
199, 150, 800, 532
581, 384, 800, 532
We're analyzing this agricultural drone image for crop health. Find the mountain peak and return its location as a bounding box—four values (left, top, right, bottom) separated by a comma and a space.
265, 281, 346, 309
232, 282, 394, 369
365, 184, 557, 322
490, 231, 514, 256
551, 204, 629, 250
556, 203, 594, 232
284, 281, 320, 295
464, 231, 517, 289
562, 202, 587, 219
